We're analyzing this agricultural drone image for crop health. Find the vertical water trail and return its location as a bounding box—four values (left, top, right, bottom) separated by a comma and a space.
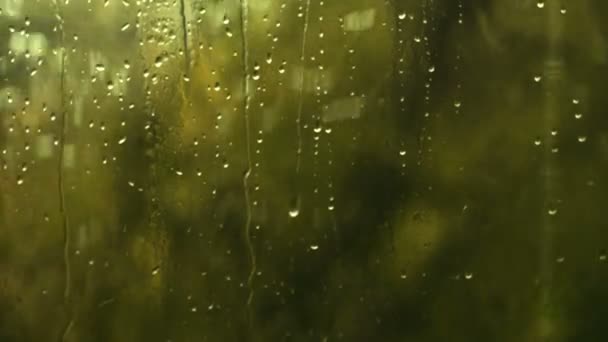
239, 0, 256, 330
53, 1, 73, 340
179, 0, 190, 73
295, 0, 312, 177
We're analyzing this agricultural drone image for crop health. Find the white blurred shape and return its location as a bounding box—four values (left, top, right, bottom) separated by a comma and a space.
111, 69, 129, 96
8, 33, 27, 55
63, 144, 76, 168
73, 96, 84, 127
27, 33, 48, 58
89, 50, 109, 82
291, 66, 333, 93
1, 0, 23, 18
343, 8, 376, 32
36, 134, 54, 159
322, 96, 364, 123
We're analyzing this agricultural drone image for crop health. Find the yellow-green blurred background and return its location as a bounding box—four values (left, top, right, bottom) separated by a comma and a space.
1, 0, 608, 341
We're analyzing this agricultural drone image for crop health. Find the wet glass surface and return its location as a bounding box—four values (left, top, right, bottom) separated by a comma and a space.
1, 1, 608, 341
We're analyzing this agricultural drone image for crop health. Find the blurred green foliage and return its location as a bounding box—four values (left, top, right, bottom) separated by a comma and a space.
1, 0, 608, 341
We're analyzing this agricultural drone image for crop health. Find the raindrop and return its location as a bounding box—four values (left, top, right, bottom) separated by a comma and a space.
288, 209, 299, 218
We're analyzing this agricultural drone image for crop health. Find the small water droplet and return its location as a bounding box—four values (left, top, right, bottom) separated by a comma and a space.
151, 266, 160, 275
537, 1, 545, 9
310, 245, 319, 251
288, 208, 299, 218
464, 272, 473, 280
548, 208, 558, 216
